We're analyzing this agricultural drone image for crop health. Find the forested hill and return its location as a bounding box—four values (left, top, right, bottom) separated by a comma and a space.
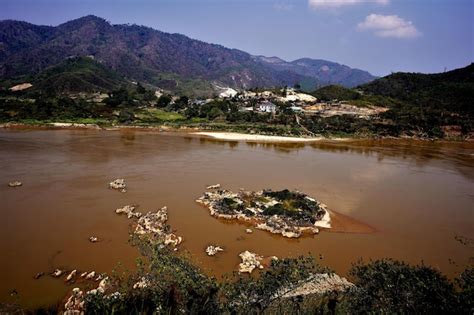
359, 63, 474, 114
0, 15, 376, 92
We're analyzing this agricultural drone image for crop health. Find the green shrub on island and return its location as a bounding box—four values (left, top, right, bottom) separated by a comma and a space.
261, 189, 325, 223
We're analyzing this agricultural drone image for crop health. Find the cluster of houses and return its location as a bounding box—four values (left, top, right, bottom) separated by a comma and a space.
211, 87, 388, 118
148, 85, 388, 119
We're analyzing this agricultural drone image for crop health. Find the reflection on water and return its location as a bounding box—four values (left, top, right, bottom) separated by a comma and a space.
0, 129, 473, 309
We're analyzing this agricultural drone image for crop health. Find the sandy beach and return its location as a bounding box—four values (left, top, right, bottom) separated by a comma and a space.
193, 131, 328, 142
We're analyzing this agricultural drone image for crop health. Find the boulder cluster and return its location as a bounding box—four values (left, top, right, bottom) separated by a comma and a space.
64, 278, 121, 314
115, 205, 183, 248
238, 250, 264, 273
206, 245, 224, 256
238, 251, 278, 274
109, 178, 126, 192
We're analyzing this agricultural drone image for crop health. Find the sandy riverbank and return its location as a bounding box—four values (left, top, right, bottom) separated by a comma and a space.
193, 131, 345, 142
2, 123, 468, 143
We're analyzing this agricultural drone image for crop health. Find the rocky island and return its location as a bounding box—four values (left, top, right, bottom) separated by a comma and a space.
196, 188, 331, 238
116, 204, 182, 248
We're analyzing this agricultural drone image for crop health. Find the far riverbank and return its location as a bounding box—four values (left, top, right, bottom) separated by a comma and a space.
0, 121, 472, 143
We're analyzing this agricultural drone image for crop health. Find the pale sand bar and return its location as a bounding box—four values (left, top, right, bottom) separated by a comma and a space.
193, 131, 327, 142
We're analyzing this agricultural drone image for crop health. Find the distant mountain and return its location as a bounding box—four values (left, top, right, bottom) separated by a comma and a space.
252, 56, 377, 88
0, 15, 377, 93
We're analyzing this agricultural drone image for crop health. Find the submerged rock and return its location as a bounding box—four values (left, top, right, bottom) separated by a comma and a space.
8, 181, 22, 187
197, 189, 330, 238
34, 272, 44, 280
238, 251, 264, 273
206, 245, 224, 256
115, 205, 141, 218
89, 236, 98, 243
245, 228, 253, 234
109, 179, 126, 192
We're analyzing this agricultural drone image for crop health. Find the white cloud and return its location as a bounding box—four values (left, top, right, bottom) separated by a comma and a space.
274, 3, 294, 11
309, 0, 389, 9
357, 14, 421, 39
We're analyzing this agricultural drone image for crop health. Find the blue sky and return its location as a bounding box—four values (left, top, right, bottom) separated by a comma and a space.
1, 0, 472, 76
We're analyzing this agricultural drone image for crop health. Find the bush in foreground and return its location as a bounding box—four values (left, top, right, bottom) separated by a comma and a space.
80, 240, 472, 314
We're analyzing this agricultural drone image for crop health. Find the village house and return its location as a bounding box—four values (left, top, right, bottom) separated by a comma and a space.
258, 101, 277, 113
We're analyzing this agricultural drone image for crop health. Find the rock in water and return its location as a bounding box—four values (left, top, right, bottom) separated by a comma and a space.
196, 189, 331, 238
206, 184, 221, 190
34, 272, 44, 280
115, 205, 141, 218
52, 269, 63, 277
89, 236, 99, 243
109, 178, 126, 192
8, 181, 22, 187
66, 270, 77, 282
206, 245, 224, 256
238, 251, 264, 273
85, 271, 95, 280
134, 207, 183, 248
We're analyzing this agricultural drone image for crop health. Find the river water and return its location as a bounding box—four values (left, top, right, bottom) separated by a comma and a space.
1, 129, 473, 309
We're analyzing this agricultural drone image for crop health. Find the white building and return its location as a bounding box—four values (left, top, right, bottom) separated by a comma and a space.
258, 101, 277, 113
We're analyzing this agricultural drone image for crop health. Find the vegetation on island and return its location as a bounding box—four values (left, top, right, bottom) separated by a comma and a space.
260, 189, 326, 223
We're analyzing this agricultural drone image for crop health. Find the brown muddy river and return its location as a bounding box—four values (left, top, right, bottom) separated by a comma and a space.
1, 129, 473, 309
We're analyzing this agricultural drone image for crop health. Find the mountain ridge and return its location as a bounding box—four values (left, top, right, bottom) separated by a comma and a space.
0, 15, 377, 92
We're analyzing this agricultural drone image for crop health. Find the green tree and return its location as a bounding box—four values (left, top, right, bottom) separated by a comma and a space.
156, 95, 172, 108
